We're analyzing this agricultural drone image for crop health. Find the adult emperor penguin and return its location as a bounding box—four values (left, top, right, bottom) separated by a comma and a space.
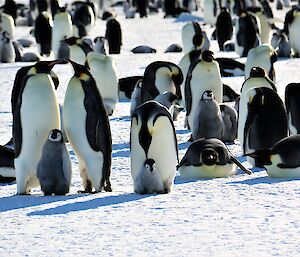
203, 0, 218, 26
63, 60, 112, 193
185, 50, 223, 130
177, 138, 252, 178
244, 44, 278, 81
246, 135, 300, 178
52, 7, 73, 59
284, 6, 300, 57
140, 61, 183, 104
242, 87, 288, 167
34, 11, 53, 56
130, 101, 178, 193
87, 51, 119, 116
72, 1, 95, 34
64, 36, 93, 66
105, 17, 122, 54
215, 8, 233, 51
0, 12, 15, 40
12, 60, 62, 195
285, 83, 300, 135
0, 31, 15, 63
134, 159, 164, 194
238, 67, 276, 153
192, 91, 224, 141
37, 129, 72, 195
0, 144, 15, 183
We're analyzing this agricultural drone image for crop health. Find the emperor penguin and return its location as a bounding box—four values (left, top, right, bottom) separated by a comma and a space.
93, 36, 108, 55
185, 50, 223, 130
0, 0, 17, 23
37, 129, 72, 195
284, 6, 300, 57
134, 159, 165, 194
244, 44, 278, 81
0, 12, 15, 40
34, 11, 53, 56
270, 31, 291, 58
12, 60, 62, 195
130, 80, 143, 116
52, 7, 73, 59
203, 0, 218, 26
246, 135, 300, 178
0, 144, 15, 183
105, 17, 122, 54
177, 138, 252, 179
86, 51, 119, 116
63, 60, 112, 193
215, 8, 233, 51
0, 31, 15, 63
130, 101, 178, 193
219, 103, 238, 143
285, 83, 300, 135
238, 67, 276, 152
72, 1, 95, 34
140, 61, 183, 104
64, 36, 93, 66
242, 87, 288, 167
192, 90, 224, 141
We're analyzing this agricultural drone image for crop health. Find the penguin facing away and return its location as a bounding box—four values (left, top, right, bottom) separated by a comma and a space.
12, 60, 62, 195
177, 138, 252, 178
134, 159, 164, 194
0, 144, 15, 183
37, 129, 72, 196
34, 11, 52, 56
216, 8, 233, 51
285, 83, 300, 135
130, 101, 178, 193
105, 17, 122, 54
63, 60, 112, 193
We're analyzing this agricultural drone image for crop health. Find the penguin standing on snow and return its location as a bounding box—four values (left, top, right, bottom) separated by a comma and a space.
12, 60, 62, 195
63, 60, 112, 193
72, 1, 95, 34
37, 129, 72, 196
285, 83, 300, 135
215, 8, 233, 51
105, 17, 122, 54
131, 101, 178, 193
34, 11, 52, 56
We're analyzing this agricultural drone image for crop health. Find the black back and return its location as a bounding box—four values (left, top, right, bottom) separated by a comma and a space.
105, 18, 122, 54
216, 8, 233, 51
285, 83, 300, 134
118, 76, 143, 99
34, 12, 52, 55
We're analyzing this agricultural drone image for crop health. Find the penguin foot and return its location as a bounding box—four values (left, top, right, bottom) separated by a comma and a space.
17, 192, 31, 196
104, 181, 112, 192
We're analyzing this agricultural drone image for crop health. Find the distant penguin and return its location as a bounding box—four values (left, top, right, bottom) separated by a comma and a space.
57, 36, 70, 60
215, 57, 245, 77
12, 41, 23, 62
119, 75, 143, 100
0, 31, 15, 63
0, 0, 17, 24
123, 1, 135, 18
131, 101, 178, 193
37, 129, 72, 196
203, 0, 218, 25
192, 90, 224, 141
12, 60, 62, 195
105, 17, 122, 54
220, 103, 238, 143
0, 12, 15, 40
134, 159, 165, 194
238, 67, 276, 152
0, 144, 15, 183
140, 61, 183, 104
271, 31, 291, 58
94, 36, 107, 54
185, 50, 223, 130
216, 8, 233, 51
235, 10, 260, 57
130, 80, 143, 116
246, 135, 300, 178
131, 45, 156, 53
52, 7, 73, 59
63, 60, 112, 193
177, 138, 252, 178
244, 44, 278, 81
72, 2, 95, 33
87, 52, 119, 116
136, 0, 147, 18
285, 83, 300, 135
64, 36, 93, 66
242, 87, 288, 167
165, 43, 182, 53
284, 6, 300, 57
34, 11, 52, 56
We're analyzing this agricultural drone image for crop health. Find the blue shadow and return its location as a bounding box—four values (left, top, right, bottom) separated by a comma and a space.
227, 176, 300, 185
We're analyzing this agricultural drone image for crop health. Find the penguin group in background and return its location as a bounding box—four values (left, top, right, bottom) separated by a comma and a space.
0, 144, 15, 183
87, 51, 119, 116
105, 17, 122, 54
215, 8, 233, 51
12, 60, 62, 195
131, 101, 178, 193
285, 83, 300, 135
37, 129, 72, 196
63, 60, 112, 193
0, 31, 15, 63
34, 11, 52, 56
177, 138, 252, 179
245, 44, 278, 81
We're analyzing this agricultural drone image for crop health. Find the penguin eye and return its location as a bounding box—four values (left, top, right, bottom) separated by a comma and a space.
145, 164, 150, 171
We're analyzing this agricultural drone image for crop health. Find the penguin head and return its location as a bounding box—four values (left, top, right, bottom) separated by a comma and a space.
144, 158, 156, 173
28, 60, 66, 75
201, 148, 218, 166
201, 90, 214, 101
69, 59, 92, 80
201, 50, 214, 62
192, 22, 204, 49
48, 129, 63, 143
1, 31, 10, 43
249, 67, 266, 78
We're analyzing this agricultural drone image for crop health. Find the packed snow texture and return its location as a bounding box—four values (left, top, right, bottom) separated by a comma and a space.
0, 1, 299, 256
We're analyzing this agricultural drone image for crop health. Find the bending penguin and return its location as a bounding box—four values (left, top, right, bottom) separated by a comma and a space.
63, 60, 112, 193
131, 101, 178, 193
177, 138, 252, 178
12, 60, 62, 195
37, 129, 72, 195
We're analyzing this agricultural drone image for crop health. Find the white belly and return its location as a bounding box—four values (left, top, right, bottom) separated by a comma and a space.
289, 18, 300, 55
70, 45, 87, 66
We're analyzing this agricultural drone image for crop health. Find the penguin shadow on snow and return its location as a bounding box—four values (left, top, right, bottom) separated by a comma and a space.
112, 142, 130, 158
227, 176, 300, 185
28, 193, 155, 216
110, 116, 131, 122
0, 193, 85, 213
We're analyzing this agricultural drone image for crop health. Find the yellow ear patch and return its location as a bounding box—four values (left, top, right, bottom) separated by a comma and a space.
79, 73, 89, 81
28, 67, 37, 75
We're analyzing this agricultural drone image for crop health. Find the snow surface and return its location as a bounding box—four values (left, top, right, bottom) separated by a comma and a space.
0, 1, 299, 256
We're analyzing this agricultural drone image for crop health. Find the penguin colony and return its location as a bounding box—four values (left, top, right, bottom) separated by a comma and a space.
0, 0, 300, 196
